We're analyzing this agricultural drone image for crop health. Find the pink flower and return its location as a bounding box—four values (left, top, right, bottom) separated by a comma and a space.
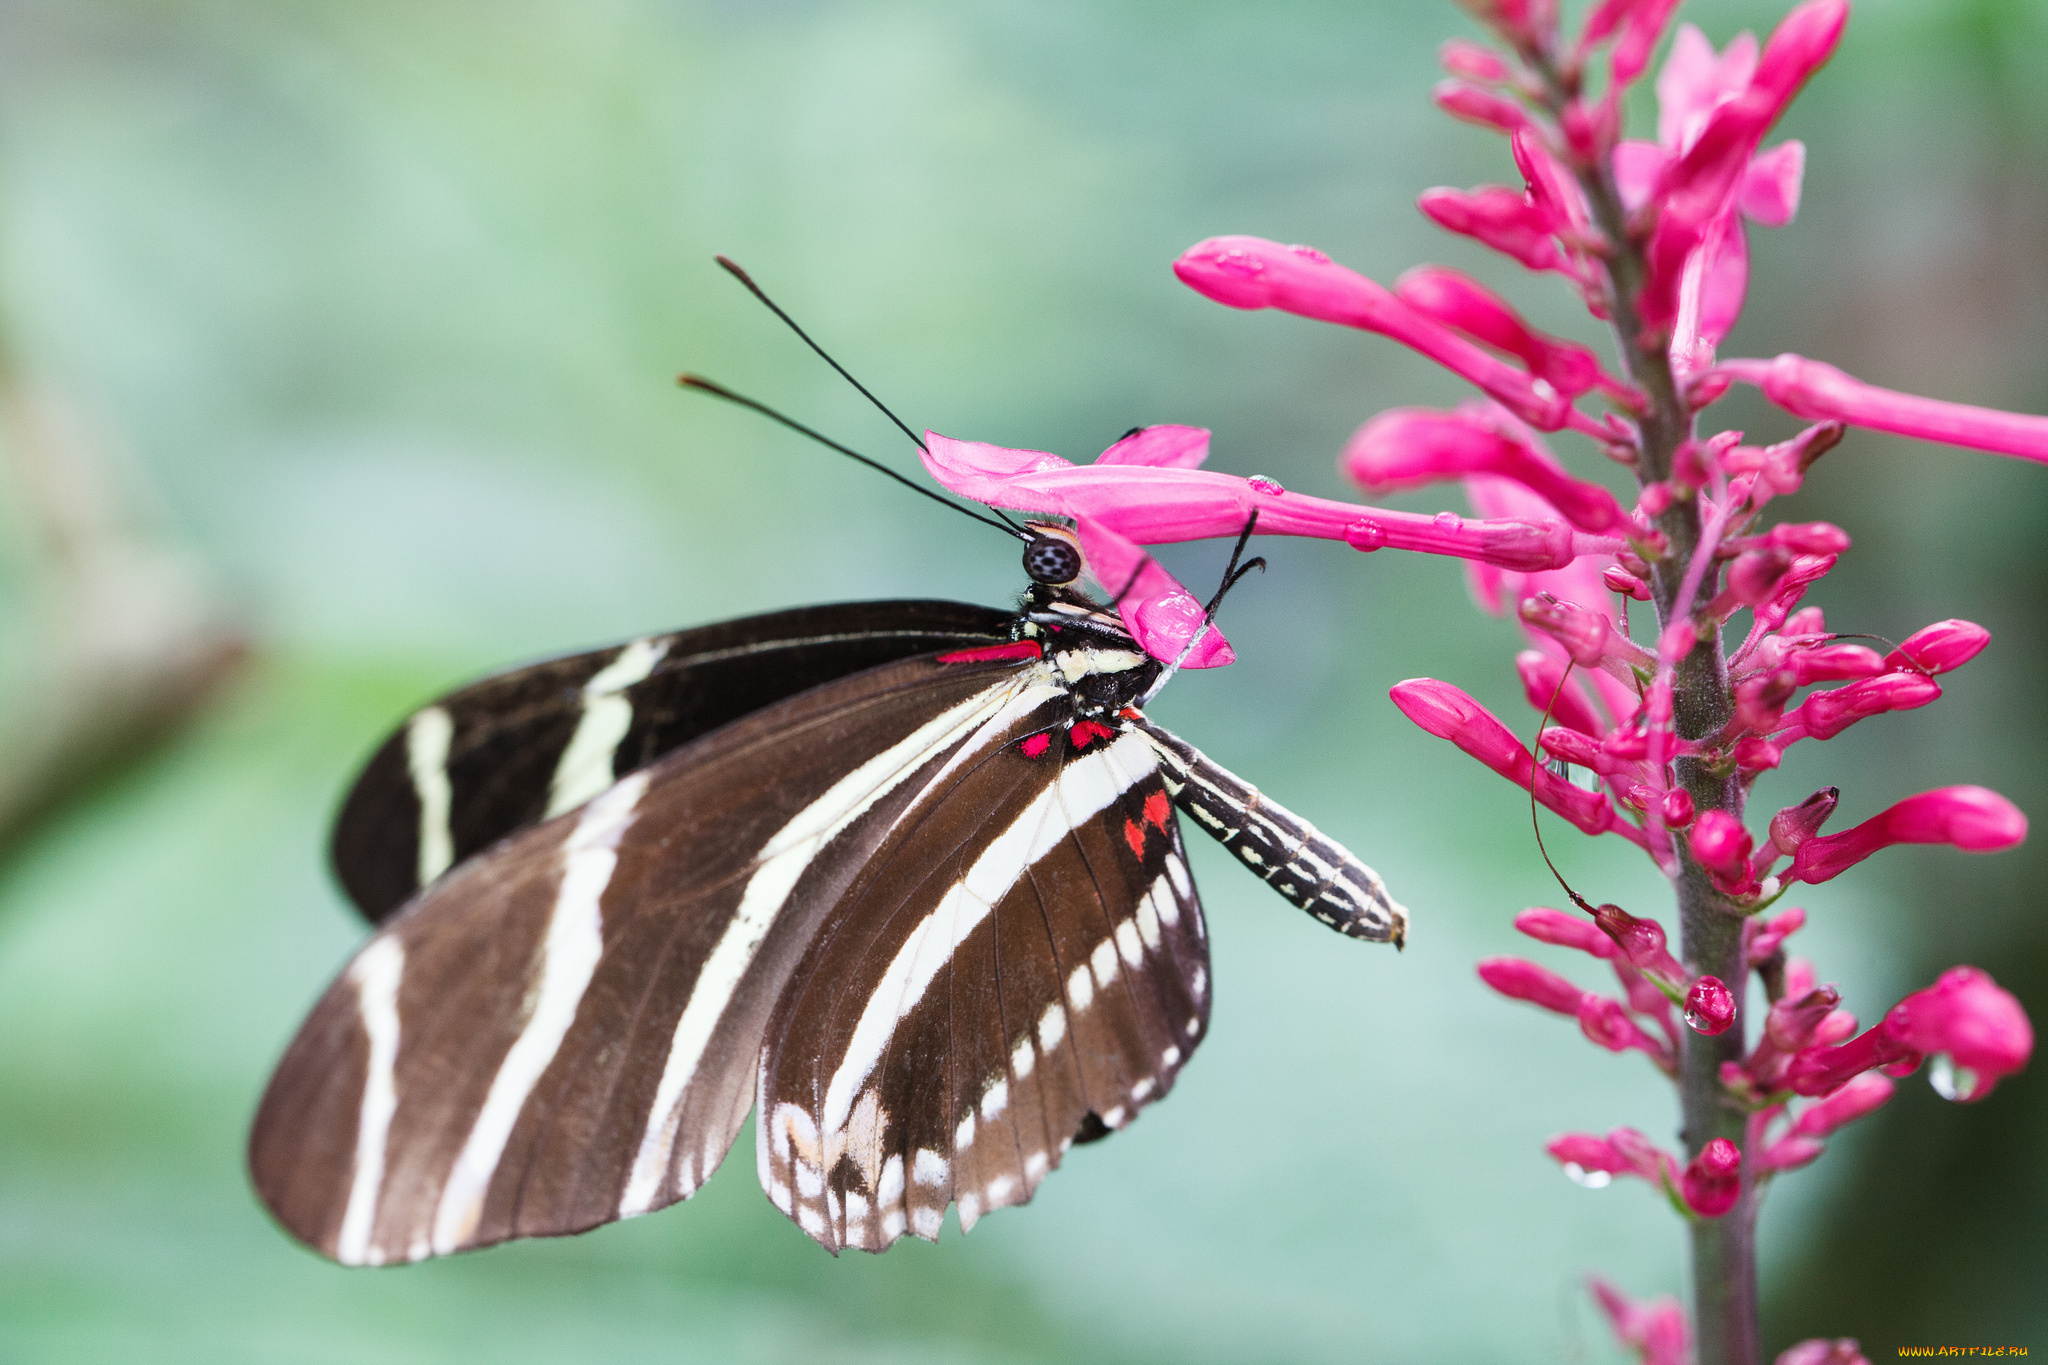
1772, 671, 1940, 744
1786, 786, 2027, 885
1685, 976, 1737, 1036
1342, 404, 1628, 533
1477, 956, 1587, 1016
1514, 905, 1617, 958
1885, 618, 1990, 674
1717, 353, 2048, 463
1680, 1137, 1742, 1217
1173, 236, 1612, 436
1690, 811, 1757, 894
1547, 1127, 1676, 1190
1394, 268, 1632, 404
1775, 1340, 1869, 1365
1589, 1277, 1692, 1365
1391, 679, 1642, 843
1789, 967, 2034, 1101
1758, 1073, 1894, 1170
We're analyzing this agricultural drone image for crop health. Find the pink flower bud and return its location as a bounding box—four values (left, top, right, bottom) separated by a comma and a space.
1769, 788, 1838, 855
1766, 520, 1851, 554
1881, 966, 2034, 1101
1757, 1136, 1826, 1172
1734, 670, 1798, 732
1774, 1339, 1870, 1365
1547, 1131, 1631, 1179
1579, 995, 1670, 1065
1396, 269, 1620, 402
1788, 786, 2028, 884
1680, 1138, 1742, 1217
1603, 564, 1652, 600
1767, 986, 1843, 1053
1784, 643, 1885, 685
1540, 726, 1606, 769
1685, 976, 1737, 1035
1514, 906, 1617, 958
1778, 672, 1940, 742
1725, 546, 1795, 607
1344, 404, 1627, 532
1417, 185, 1566, 272
1745, 905, 1807, 964
1690, 811, 1755, 884
1785, 1072, 1894, 1140
1638, 481, 1676, 516
1659, 788, 1696, 827
1514, 649, 1609, 735
1439, 38, 1511, 83
1477, 956, 1588, 1015
1786, 1025, 1917, 1098
1433, 81, 1531, 134
1718, 352, 2048, 464
1589, 1277, 1692, 1365
1520, 594, 1612, 666
1589, 902, 1686, 986
1732, 736, 1782, 772
1885, 619, 1990, 675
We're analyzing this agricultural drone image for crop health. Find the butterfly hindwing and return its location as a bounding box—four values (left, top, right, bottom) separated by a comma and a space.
332, 600, 1012, 923
757, 717, 1210, 1253
252, 649, 1038, 1264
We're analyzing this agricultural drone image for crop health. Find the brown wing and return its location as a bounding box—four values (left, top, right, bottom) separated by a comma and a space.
756, 721, 1210, 1253
251, 649, 1049, 1265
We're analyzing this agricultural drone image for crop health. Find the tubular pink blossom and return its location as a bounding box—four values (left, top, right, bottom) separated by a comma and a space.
1175, 235, 1606, 434
1394, 268, 1618, 402
1589, 901, 1686, 987
1434, 81, 1530, 134
1548, 1131, 1632, 1177
1512, 128, 1598, 246
1515, 650, 1610, 736
1774, 672, 1940, 743
1717, 352, 2048, 463
1681, 1137, 1742, 1217
1477, 956, 1587, 1015
1886, 619, 1990, 675
1439, 38, 1511, 83
1579, 994, 1671, 1064
1882, 966, 2034, 1101
1768, 788, 1839, 856
1685, 976, 1737, 1036
1343, 405, 1628, 532
1515, 906, 1617, 958
1785, 1072, 1894, 1140
1781, 643, 1884, 685
1389, 678, 1639, 841
1787, 786, 2027, 884
1609, 0, 1684, 89
1417, 184, 1567, 271
1589, 1277, 1692, 1365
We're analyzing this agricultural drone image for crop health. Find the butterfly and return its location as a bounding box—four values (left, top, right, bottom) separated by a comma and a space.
249, 262, 1406, 1264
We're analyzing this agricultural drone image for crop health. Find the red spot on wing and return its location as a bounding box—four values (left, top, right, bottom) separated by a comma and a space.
1020, 731, 1052, 759
1143, 790, 1172, 830
1118, 706, 1145, 722
936, 641, 1043, 665
1124, 818, 1146, 858
1069, 720, 1115, 750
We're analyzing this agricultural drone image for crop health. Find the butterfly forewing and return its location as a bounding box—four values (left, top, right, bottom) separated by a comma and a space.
252, 649, 1037, 1265
757, 721, 1210, 1253
332, 600, 1012, 923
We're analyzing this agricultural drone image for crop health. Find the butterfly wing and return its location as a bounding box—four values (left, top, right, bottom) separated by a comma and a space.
331, 600, 1013, 923
252, 648, 1040, 1264
757, 721, 1210, 1253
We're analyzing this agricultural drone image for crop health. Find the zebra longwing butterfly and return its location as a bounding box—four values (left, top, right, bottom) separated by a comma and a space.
250, 555, 1406, 1263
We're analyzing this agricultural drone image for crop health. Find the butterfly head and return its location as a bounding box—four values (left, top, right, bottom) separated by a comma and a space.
1020, 523, 1083, 587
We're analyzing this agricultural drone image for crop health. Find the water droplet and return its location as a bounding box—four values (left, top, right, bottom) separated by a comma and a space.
1287, 244, 1331, 264
1247, 475, 1284, 496
1433, 510, 1463, 531
1683, 1007, 1708, 1031
1216, 249, 1265, 278
1349, 520, 1386, 551
1562, 1163, 1612, 1189
1928, 1053, 1980, 1101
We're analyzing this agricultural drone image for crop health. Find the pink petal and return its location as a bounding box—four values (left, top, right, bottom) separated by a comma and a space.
1788, 786, 2028, 885
1344, 405, 1627, 532
920, 432, 1073, 511
1590, 1278, 1693, 1365
1655, 24, 1758, 153
1069, 518, 1234, 669
1612, 139, 1669, 213
1610, 0, 1684, 90
1434, 80, 1530, 135
1740, 140, 1806, 226
1514, 649, 1611, 735
1416, 185, 1566, 272
1096, 424, 1211, 469
1775, 1340, 1871, 1365
1439, 38, 1510, 83
1718, 352, 2048, 463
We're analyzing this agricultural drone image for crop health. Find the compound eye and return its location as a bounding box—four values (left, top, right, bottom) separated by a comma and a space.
1023, 535, 1082, 585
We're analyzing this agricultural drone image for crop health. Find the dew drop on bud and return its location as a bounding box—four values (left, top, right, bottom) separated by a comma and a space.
1562, 1163, 1612, 1189
1248, 474, 1284, 495
1433, 510, 1463, 530
1928, 1053, 1981, 1102
1350, 519, 1386, 551
1216, 249, 1264, 278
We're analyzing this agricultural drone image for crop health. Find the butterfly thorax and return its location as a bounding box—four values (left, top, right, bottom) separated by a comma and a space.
1013, 585, 1161, 720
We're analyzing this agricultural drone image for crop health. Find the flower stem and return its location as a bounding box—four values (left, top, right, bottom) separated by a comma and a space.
1528, 51, 1761, 1365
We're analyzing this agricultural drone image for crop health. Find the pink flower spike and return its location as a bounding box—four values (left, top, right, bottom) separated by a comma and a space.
1389, 679, 1633, 839
1882, 966, 2034, 1101
1775, 1340, 1870, 1365
1439, 38, 1511, 83
1394, 269, 1617, 402
1515, 906, 1617, 958
1685, 976, 1737, 1035
1434, 81, 1530, 135
1589, 1278, 1692, 1365
1343, 404, 1628, 532
1477, 956, 1587, 1016
1789, 786, 2027, 884
1785, 1072, 1895, 1140
1174, 236, 1599, 434
1775, 672, 1941, 744
1680, 1138, 1742, 1217
1886, 619, 1990, 675
1514, 650, 1610, 736
1717, 353, 2048, 463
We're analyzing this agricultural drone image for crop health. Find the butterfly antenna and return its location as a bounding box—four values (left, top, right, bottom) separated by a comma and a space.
679, 374, 1027, 540
713, 256, 1032, 537
1528, 660, 1597, 915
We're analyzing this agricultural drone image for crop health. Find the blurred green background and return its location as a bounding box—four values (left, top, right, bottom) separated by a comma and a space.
0, 1, 2042, 1361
